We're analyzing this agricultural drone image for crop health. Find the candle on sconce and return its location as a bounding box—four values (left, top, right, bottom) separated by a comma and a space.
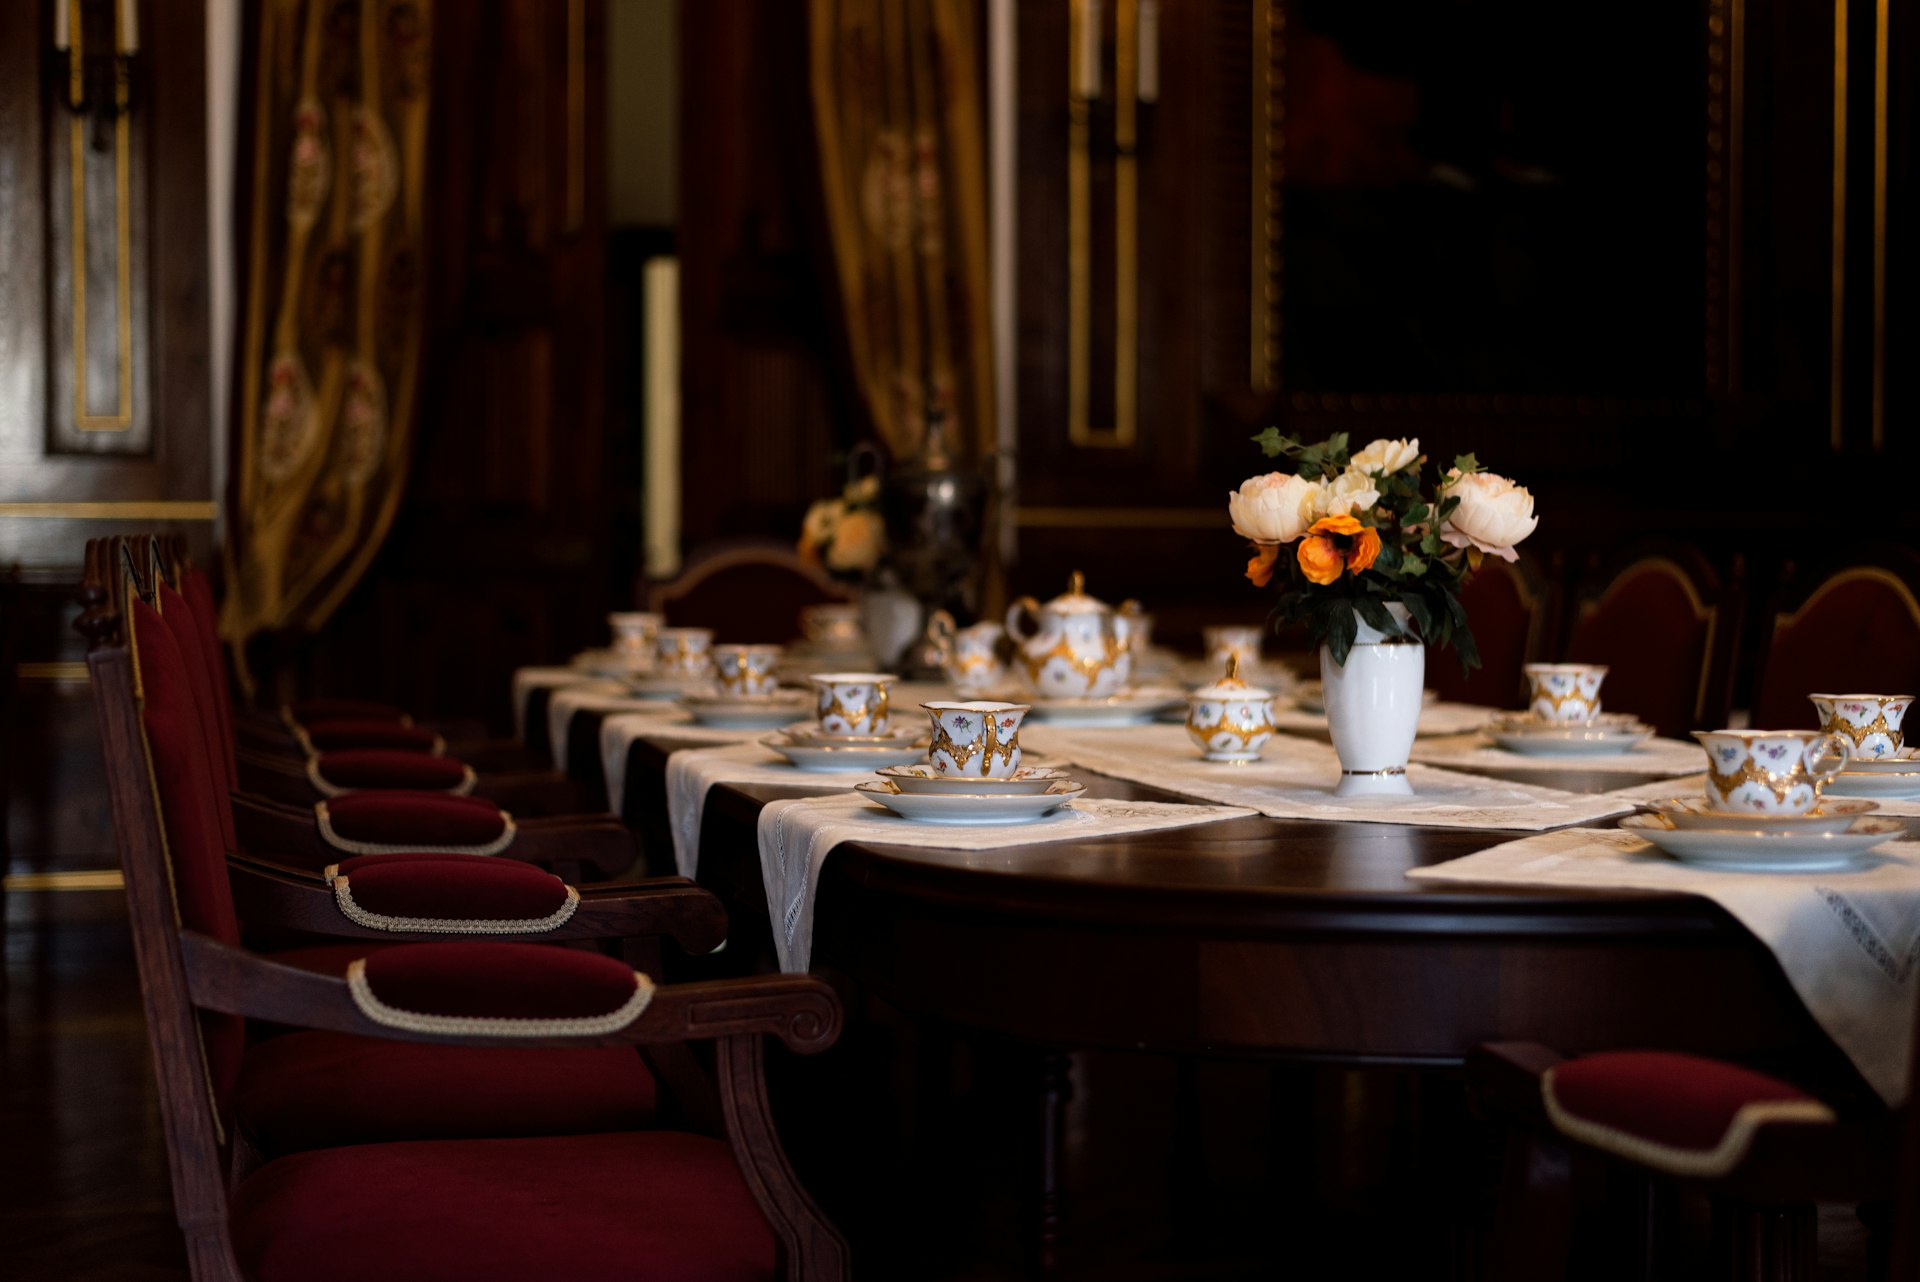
1138, 0, 1159, 102
1074, 0, 1103, 99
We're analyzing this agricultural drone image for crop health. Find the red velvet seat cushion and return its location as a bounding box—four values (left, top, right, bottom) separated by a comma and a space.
230, 1130, 776, 1282
233, 1031, 656, 1157
356, 941, 643, 1022
287, 697, 408, 725
1543, 1051, 1835, 1178
313, 749, 471, 794
301, 719, 443, 753
322, 792, 509, 849
333, 854, 572, 925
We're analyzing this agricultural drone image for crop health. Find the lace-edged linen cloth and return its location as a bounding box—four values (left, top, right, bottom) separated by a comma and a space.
1409, 827, 1920, 1103
1020, 724, 1635, 832
1411, 732, 1707, 778
601, 720, 795, 823
662, 742, 887, 877
511, 666, 611, 741
1269, 700, 1496, 739
757, 793, 1254, 972
548, 686, 689, 772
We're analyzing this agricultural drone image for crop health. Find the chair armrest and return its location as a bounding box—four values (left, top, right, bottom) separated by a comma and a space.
179, 931, 840, 1053
226, 854, 726, 952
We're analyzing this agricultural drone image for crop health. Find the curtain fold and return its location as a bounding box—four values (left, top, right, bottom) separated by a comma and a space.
809, 0, 994, 463
223, 0, 433, 644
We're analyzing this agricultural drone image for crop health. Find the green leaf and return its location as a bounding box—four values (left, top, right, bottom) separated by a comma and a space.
1452, 452, 1481, 476
1251, 427, 1292, 458
1325, 603, 1359, 667
1400, 553, 1426, 577
1404, 502, 1429, 524
1353, 595, 1399, 639
1402, 592, 1435, 638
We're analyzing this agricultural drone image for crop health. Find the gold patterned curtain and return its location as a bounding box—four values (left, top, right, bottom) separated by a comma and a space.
809, 0, 994, 462
222, 0, 432, 644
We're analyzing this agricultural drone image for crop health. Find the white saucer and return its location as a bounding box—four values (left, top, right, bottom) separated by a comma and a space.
780, 721, 924, 749
679, 691, 814, 729
1821, 748, 1920, 773
854, 779, 1085, 824
1825, 766, 1920, 799
1645, 796, 1879, 835
1485, 713, 1654, 756
759, 734, 926, 772
1024, 688, 1184, 727
874, 764, 1072, 796
620, 673, 714, 700
1619, 812, 1904, 872
577, 649, 657, 679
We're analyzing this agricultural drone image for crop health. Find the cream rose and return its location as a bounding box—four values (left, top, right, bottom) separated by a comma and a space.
1229, 472, 1322, 545
1350, 437, 1420, 476
1439, 469, 1538, 562
825, 507, 885, 573
1313, 468, 1382, 520
801, 498, 844, 549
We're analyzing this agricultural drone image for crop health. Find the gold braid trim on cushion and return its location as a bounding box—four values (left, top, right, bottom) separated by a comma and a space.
305, 757, 476, 798
328, 875, 579, 935
289, 723, 446, 757
1541, 1066, 1834, 1179
344, 958, 654, 1037
313, 801, 518, 856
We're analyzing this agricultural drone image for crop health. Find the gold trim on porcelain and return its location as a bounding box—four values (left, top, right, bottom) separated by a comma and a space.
816, 683, 891, 731
1706, 758, 1809, 806
929, 711, 1020, 774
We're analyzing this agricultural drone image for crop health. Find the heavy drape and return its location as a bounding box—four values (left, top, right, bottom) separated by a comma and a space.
223, 0, 432, 644
808, 0, 994, 462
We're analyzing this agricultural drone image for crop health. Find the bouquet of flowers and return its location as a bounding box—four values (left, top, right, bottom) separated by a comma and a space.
798, 474, 887, 580
1228, 432, 1538, 669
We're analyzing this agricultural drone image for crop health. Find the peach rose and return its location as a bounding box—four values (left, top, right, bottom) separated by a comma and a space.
1439, 469, 1538, 562
1229, 472, 1321, 545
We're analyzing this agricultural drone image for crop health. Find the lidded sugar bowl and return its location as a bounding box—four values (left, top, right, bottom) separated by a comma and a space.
1185, 654, 1276, 762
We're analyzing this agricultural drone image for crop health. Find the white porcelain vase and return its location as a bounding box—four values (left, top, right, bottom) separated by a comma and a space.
1321, 602, 1424, 797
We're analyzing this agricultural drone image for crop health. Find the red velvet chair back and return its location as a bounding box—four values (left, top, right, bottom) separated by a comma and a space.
1752, 566, 1920, 729
1427, 556, 1544, 709
647, 540, 853, 642
1567, 554, 1734, 739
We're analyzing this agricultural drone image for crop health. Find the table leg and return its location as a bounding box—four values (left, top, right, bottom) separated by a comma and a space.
1038, 1050, 1073, 1274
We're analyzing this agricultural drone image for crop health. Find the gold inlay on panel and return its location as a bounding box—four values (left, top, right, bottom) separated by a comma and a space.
1871, 0, 1887, 450
67, 0, 136, 433
2, 869, 125, 892
0, 501, 218, 520
1067, 0, 1139, 449
16, 662, 91, 682
1831, 0, 1849, 451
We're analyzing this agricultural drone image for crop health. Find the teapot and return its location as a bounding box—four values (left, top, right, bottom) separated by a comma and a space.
1006, 571, 1134, 699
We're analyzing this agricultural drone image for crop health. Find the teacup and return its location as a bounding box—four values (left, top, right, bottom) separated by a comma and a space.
1185, 656, 1275, 763
1809, 693, 1913, 760
1693, 729, 1855, 816
655, 627, 714, 679
930, 613, 1008, 694
1523, 663, 1608, 724
808, 672, 896, 736
714, 644, 784, 698
800, 603, 865, 649
1203, 625, 1263, 672
924, 701, 1029, 779
609, 611, 662, 658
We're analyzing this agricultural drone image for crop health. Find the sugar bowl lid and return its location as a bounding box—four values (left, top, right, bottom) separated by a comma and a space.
1190, 653, 1271, 701
1041, 570, 1113, 615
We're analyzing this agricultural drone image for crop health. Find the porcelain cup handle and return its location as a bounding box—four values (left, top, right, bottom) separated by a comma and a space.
1005, 597, 1041, 644
1806, 732, 1853, 787
925, 609, 957, 660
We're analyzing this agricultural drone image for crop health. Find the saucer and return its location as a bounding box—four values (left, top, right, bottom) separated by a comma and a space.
1824, 765, 1920, 799
1619, 812, 1903, 872
1645, 796, 1879, 835
874, 764, 1072, 796
854, 779, 1085, 824
1485, 712, 1654, 756
759, 734, 926, 772
620, 672, 714, 700
1820, 747, 1920, 773
780, 721, 924, 749
1023, 687, 1184, 727
679, 690, 813, 729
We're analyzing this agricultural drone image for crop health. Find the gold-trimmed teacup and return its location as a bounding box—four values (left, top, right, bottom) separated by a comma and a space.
923, 700, 1029, 779
807, 672, 896, 736
799, 603, 865, 649
1693, 728, 1854, 816
714, 644, 784, 698
1809, 693, 1913, 761
609, 611, 663, 658
1185, 655, 1275, 762
1523, 663, 1608, 724
655, 627, 714, 679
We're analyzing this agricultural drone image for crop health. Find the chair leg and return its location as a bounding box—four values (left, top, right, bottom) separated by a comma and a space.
1718, 1201, 1817, 1282
1487, 1130, 1573, 1282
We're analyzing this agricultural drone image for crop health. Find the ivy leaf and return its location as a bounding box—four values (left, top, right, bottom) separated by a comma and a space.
1452, 452, 1481, 476
1404, 502, 1429, 524
1251, 427, 1293, 458
1401, 553, 1426, 577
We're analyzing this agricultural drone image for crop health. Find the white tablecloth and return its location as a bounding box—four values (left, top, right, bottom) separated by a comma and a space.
1409, 827, 1920, 1103
547, 686, 668, 772
664, 742, 882, 877
757, 793, 1254, 972
600, 715, 789, 818
1269, 699, 1499, 739
1411, 732, 1706, 778
510, 666, 606, 740
1020, 723, 1635, 832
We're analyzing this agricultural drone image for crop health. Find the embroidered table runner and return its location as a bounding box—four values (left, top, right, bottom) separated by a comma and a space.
1020, 724, 1635, 831
757, 794, 1255, 972
511, 666, 611, 740
663, 742, 884, 878
547, 687, 681, 772
601, 717, 790, 823
1411, 732, 1706, 778
1409, 827, 1920, 1103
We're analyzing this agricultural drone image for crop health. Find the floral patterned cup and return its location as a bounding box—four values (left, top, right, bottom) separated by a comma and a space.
609, 611, 663, 658
808, 673, 896, 736
1693, 729, 1854, 815
1809, 693, 1913, 760
714, 644, 784, 698
924, 701, 1029, 778
800, 603, 865, 649
655, 628, 714, 679
1523, 663, 1608, 723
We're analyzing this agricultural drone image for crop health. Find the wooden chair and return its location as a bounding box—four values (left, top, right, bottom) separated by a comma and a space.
1751, 551, 1920, 730
1427, 553, 1552, 710
78, 539, 851, 1281
1564, 547, 1741, 739
648, 539, 854, 640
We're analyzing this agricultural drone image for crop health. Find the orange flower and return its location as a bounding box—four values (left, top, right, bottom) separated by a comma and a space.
1296, 514, 1378, 586
1245, 544, 1280, 587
